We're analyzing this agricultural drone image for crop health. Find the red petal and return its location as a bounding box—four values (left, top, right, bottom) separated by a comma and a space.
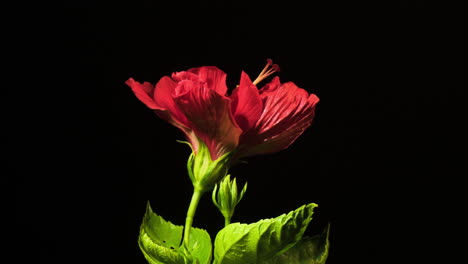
231, 71, 263, 132
256, 82, 313, 135
127, 77, 201, 154
171, 70, 199, 82
187, 66, 228, 95
243, 107, 317, 157
239, 81, 319, 157
125, 78, 160, 109
153, 76, 191, 127
258, 76, 281, 97
174, 82, 242, 160
308, 93, 320, 105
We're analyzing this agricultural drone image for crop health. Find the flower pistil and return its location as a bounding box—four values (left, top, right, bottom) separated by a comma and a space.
252, 59, 281, 85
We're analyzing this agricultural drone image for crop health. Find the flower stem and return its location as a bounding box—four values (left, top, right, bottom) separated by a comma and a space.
183, 187, 203, 249
224, 215, 232, 227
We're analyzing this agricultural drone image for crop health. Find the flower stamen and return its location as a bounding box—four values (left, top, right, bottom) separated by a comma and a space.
252, 59, 280, 85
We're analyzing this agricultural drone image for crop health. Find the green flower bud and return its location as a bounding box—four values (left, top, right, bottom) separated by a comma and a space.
186, 140, 232, 193
212, 175, 247, 226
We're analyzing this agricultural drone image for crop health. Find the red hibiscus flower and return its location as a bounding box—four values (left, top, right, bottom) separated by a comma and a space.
126, 67, 242, 161
126, 59, 319, 162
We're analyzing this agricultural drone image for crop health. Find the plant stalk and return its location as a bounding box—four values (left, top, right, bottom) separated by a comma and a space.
224, 215, 232, 226
183, 187, 203, 249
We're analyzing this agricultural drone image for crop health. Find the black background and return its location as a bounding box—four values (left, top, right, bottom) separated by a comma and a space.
11, 1, 465, 264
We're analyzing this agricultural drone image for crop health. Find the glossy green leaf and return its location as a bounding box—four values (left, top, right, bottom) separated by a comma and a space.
261, 223, 330, 264
139, 202, 212, 264
139, 202, 185, 264
185, 226, 212, 264
213, 203, 317, 264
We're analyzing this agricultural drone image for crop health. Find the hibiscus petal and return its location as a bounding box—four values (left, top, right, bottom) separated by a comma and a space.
187, 66, 228, 96
239, 81, 319, 157
244, 106, 317, 157
258, 76, 281, 97
309, 93, 320, 104
174, 82, 242, 160
171, 70, 199, 82
153, 76, 191, 127
125, 78, 160, 109
231, 71, 263, 132
257, 82, 316, 135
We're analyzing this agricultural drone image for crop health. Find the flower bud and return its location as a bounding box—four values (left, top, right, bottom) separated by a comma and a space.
212, 175, 247, 226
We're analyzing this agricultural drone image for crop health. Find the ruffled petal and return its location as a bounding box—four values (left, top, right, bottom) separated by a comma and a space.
125, 78, 160, 109
174, 82, 242, 160
153, 76, 191, 127
171, 70, 199, 82
230, 71, 263, 132
256, 82, 317, 135
239, 81, 319, 157
186, 66, 228, 95
258, 76, 281, 97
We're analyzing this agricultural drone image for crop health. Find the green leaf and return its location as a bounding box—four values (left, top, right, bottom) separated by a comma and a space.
213, 203, 318, 264
139, 202, 212, 264
185, 226, 212, 264
139, 202, 185, 264
261, 223, 330, 264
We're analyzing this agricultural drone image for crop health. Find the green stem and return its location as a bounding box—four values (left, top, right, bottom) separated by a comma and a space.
224, 215, 232, 227
183, 187, 203, 249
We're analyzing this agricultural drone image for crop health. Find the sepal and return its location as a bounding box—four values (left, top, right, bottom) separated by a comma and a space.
186, 140, 232, 192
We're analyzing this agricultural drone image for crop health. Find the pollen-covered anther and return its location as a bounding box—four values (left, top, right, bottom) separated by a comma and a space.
252, 59, 280, 85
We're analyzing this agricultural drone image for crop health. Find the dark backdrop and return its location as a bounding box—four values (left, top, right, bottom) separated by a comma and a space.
12, 1, 465, 264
